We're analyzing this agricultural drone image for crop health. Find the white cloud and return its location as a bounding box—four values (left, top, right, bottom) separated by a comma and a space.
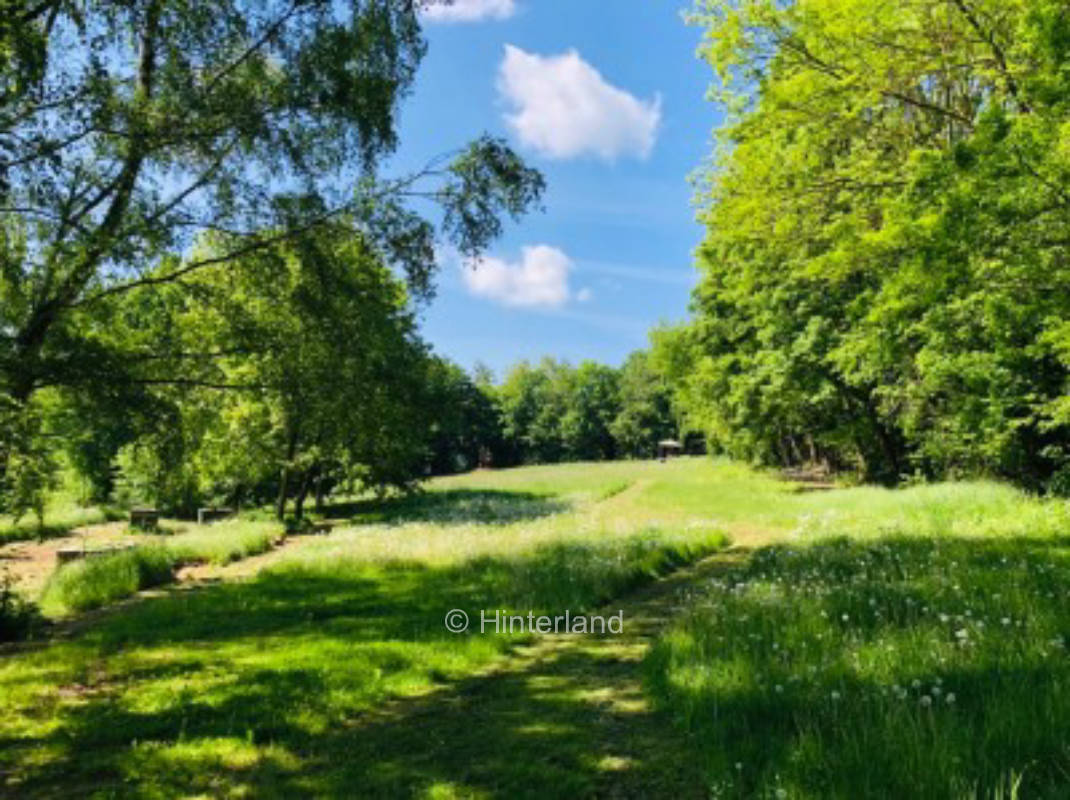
576, 287, 593, 303
497, 45, 661, 161
463, 245, 573, 308
421, 0, 515, 22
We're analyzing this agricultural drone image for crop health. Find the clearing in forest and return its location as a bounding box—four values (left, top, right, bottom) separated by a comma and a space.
1, 459, 1068, 797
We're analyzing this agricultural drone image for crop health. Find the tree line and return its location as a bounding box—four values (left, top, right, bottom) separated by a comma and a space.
669, 0, 1069, 493
427, 352, 686, 474
4, 0, 1068, 525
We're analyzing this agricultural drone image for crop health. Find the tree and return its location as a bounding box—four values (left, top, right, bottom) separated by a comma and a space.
561, 361, 619, 461
424, 358, 504, 474
0, 0, 543, 505
611, 350, 675, 459
684, 0, 1069, 485
171, 221, 430, 519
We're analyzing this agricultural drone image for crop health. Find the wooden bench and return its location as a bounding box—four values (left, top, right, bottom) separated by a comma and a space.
130, 507, 160, 531
56, 545, 135, 565
197, 507, 235, 525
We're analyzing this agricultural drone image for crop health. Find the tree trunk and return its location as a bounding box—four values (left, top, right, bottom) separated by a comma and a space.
275, 429, 299, 521
314, 472, 325, 514
293, 469, 312, 522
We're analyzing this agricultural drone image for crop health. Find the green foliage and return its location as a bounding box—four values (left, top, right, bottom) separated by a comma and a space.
424, 358, 504, 474
109, 221, 435, 517
611, 350, 677, 458
681, 0, 1070, 485
492, 355, 676, 465
0, 570, 43, 642
0, 1, 543, 513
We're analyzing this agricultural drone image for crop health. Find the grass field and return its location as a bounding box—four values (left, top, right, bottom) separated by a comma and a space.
1, 458, 1068, 797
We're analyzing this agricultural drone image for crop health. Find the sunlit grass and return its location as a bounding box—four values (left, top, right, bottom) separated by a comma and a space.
165, 519, 280, 566
38, 521, 282, 615
0, 497, 123, 544
0, 459, 735, 795
645, 535, 1070, 797
2, 459, 1067, 796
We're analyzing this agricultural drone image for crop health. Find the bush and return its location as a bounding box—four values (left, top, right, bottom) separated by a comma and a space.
41, 546, 176, 614
1048, 464, 1070, 498
0, 571, 44, 642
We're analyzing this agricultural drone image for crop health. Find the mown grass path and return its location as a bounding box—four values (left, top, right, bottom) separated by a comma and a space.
6, 461, 1067, 797
333, 552, 747, 798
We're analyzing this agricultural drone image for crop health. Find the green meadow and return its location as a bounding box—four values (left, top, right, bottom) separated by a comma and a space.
1, 459, 1067, 797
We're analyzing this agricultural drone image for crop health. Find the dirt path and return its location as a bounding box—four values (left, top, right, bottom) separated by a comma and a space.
333, 549, 750, 797
0, 522, 138, 598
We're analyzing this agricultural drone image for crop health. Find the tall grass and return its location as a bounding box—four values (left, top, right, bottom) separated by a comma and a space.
271, 528, 729, 619
790, 480, 1070, 541
165, 520, 279, 566
39, 521, 282, 614
645, 535, 1070, 797
40, 546, 175, 614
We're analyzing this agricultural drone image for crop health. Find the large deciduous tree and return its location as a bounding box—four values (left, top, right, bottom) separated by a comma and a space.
0, 0, 543, 507
683, 0, 1069, 487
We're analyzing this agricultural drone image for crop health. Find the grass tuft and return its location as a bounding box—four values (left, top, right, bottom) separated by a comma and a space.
40, 545, 176, 614
165, 520, 279, 566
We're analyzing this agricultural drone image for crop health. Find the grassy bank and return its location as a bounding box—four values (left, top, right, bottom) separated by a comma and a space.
38, 521, 282, 615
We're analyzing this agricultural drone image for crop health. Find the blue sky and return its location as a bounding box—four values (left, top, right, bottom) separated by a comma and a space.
390, 0, 721, 378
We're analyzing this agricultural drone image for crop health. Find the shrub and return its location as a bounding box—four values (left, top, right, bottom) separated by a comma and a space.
0, 571, 44, 642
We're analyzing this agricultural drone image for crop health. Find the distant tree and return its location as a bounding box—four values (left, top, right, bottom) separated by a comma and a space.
561, 361, 620, 461
424, 358, 504, 474
611, 351, 674, 459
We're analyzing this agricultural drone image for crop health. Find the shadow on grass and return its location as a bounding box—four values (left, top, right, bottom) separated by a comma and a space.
324, 489, 571, 526
644, 535, 1070, 798
3, 644, 706, 798
0, 534, 726, 797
